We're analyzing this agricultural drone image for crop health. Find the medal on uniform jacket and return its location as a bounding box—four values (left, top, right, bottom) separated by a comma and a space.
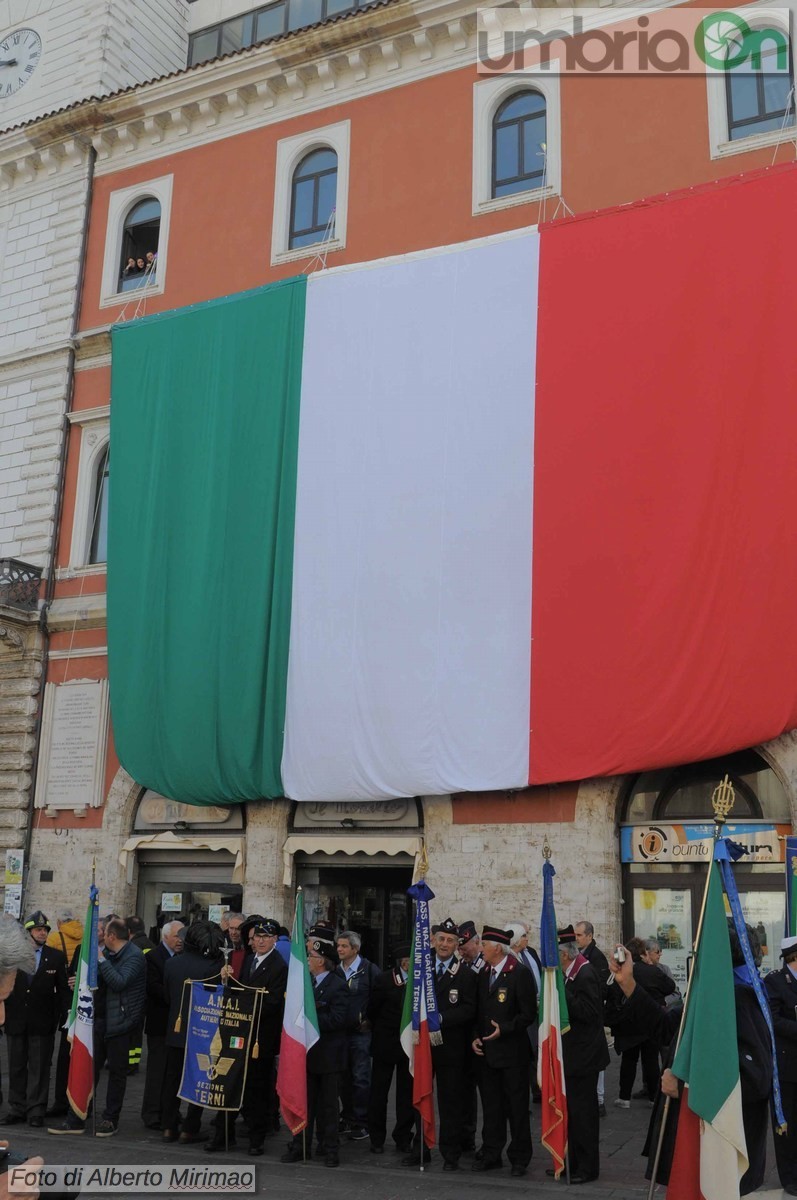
497, 987, 508, 1003
449, 988, 458, 1005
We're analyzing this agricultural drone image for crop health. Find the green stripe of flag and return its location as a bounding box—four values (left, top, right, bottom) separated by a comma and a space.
108, 278, 307, 803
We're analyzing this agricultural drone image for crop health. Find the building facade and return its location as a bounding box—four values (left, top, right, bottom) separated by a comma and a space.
7, 0, 797, 977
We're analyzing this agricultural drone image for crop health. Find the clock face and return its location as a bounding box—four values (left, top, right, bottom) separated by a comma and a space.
0, 28, 42, 97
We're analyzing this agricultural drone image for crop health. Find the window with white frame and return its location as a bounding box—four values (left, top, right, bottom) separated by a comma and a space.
272, 121, 350, 265
67, 415, 110, 572
473, 72, 561, 215
100, 175, 173, 307
705, 13, 794, 156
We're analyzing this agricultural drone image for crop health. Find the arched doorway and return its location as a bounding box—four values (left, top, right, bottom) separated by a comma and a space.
284, 798, 423, 968
127, 791, 245, 938
620, 749, 792, 984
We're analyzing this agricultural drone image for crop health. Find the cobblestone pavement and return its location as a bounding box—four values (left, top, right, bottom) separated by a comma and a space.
1, 1048, 785, 1199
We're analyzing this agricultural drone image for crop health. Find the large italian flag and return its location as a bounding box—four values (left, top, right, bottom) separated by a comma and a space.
109, 164, 797, 804
668, 860, 747, 1199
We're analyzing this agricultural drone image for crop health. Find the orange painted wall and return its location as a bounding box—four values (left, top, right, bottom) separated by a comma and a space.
79, 56, 787, 333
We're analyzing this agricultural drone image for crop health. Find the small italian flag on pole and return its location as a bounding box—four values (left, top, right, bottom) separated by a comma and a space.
66, 878, 99, 1120
276, 889, 319, 1135
667, 858, 748, 1200
537, 857, 569, 1180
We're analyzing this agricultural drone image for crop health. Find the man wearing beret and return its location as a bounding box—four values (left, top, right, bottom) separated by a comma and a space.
208, 916, 287, 1155
471, 924, 536, 1177
765, 935, 797, 1195
367, 943, 415, 1155
556, 925, 610, 1184
281, 926, 349, 1168
458, 920, 486, 1155
412, 916, 478, 1171
4, 911, 69, 1128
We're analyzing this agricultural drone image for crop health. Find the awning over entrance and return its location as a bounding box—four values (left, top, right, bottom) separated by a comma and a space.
119, 831, 245, 884
282, 835, 423, 887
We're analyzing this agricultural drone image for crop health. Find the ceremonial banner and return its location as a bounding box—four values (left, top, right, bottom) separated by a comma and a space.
399, 880, 439, 1149
66, 881, 99, 1120
668, 860, 747, 1200
178, 982, 259, 1111
538, 860, 569, 1180
785, 836, 797, 936
109, 165, 797, 803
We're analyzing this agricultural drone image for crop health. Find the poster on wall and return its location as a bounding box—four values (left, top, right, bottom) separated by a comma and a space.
3, 885, 22, 918
4, 850, 23, 886
161, 893, 183, 912
208, 905, 228, 925
632, 887, 692, 989
736, 890, 784, 975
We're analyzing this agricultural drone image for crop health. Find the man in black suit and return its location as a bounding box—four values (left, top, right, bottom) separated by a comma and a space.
471, 924, 536, 1178
575, 920, 611, 1116
281, 926, 349, 1169
140, 919, 184, 1129
3, 911, 69, 1129
367, 942, 414, 1155
410, 916, 477, 1171
557, 925, 610, 1184
458, 920, 486, 1154
765, 934, 797, 1196
207, 916, 287, 1155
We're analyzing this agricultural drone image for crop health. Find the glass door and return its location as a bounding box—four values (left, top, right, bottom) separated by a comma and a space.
632, 886, 693, 989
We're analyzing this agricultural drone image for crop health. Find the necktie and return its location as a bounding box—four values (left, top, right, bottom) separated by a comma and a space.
490, 968, 497, 987
437, 962, 445, 978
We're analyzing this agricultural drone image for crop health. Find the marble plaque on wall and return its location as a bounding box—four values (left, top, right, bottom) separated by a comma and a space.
34, 679, 109, 812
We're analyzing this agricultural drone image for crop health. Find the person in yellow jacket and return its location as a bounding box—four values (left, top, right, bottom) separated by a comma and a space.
45, 910, 83, 963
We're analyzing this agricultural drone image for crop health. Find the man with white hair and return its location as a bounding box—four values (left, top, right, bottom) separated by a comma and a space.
140, 919, 184, 1130
471, 925, 536, 1177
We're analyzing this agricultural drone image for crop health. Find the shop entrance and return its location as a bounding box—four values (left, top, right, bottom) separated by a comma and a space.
136, 853, 242, 941
296, 861, 414, 968
620, 749, 792, 984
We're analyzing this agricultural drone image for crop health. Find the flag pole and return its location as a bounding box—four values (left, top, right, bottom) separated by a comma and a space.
645, 776, 734, 1200
90, 856, 97, 1141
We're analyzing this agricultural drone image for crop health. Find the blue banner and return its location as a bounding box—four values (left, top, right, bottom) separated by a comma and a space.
715, 839, 786, 1130
408, 880, 441, 1043
540, 860, 560, 969
178, 982, 258, 1111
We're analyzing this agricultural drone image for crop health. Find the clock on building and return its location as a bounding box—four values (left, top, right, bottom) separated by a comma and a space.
0, 27, 42, 96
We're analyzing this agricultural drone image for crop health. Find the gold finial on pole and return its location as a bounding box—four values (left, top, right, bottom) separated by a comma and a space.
542, 836, 552, 861
711, 773, 735, 837
413, 839, 429, 883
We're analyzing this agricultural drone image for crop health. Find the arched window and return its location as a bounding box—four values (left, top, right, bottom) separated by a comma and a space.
289, 148, 337, 249
492, 90, 547, 199
726, 33, 794, 140
89, 446, 110, 565
118, 197, 161, 291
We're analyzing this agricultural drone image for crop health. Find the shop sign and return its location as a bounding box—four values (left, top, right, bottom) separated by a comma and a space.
161, 892, 183, 911
620, 823, 790, 864
293, 799, 414, 827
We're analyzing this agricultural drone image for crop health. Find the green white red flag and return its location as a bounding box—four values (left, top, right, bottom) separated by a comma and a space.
66, 882, 99, 1120
276, 890, 319, 1134
399, 880, 438, 1149
668, 860, 747, 1199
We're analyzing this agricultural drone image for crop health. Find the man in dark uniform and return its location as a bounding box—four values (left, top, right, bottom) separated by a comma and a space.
419, 915, 478, 1172
471, 924, 536, 1177
458, 920, 486, 1154
765, 934, 797, 1194
140, 919, 183, 1129
3, 911, 69, 1128
367, 942, 414, 1155
207, 916, 287, 1155
556, 925, 610, 1184
281, 925, 349, 1169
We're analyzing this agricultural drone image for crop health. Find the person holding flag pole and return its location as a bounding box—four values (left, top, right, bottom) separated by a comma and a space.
399, 845, 440, 1172
631, 775, 783, 1200
538, 840, 569, 1182
279, 897, 349, 1169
